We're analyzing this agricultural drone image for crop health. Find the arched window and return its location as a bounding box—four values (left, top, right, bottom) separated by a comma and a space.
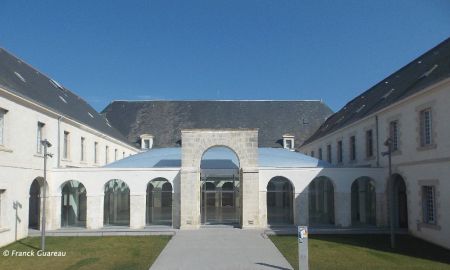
308, 176, 335, 225
61, 180, 87, 227
267, 177, 294, 225
200, 146, 240, 225
146, 178, 172, 226
351, 177, 376, 226
392, 174, 408, 228
29, 178, 45, 229
104, 179, 130, 226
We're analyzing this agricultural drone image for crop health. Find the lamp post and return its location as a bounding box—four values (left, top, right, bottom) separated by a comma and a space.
41, 139, 52, 251
382, 138, 395, 248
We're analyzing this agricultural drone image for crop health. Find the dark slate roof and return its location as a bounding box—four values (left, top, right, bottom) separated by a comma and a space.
0, 48, 133, 147
303, 37, 450, 145
102, 100, 333, 148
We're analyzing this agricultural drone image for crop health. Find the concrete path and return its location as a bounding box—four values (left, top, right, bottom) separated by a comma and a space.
150, 228, 293, 270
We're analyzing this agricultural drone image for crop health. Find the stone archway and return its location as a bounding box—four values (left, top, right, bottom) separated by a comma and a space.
180, 129, 259, 229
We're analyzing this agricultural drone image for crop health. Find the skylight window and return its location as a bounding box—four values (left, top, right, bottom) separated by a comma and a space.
14, 72, 26, 83
422, 64, 438, 77
382, 89, 395, 99
59, 96, 68, 104
356, 104, 366, 113
336, 116, 345, 123
105, 118, 112, 128
50, 79, 64, 90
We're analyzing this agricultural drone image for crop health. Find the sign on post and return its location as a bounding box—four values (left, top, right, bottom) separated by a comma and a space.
298, 226, 309, 270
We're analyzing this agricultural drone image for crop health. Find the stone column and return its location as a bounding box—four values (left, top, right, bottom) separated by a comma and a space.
46, 195, 60, 230
86, 194, 103, 229
180, 168, 201, 229
130, 193, 146, 229
241, 168, 259, 228
376, 193, 387, 226
334, 191, 351, 227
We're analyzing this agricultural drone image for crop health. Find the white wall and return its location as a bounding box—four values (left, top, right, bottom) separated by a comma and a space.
300, 79, 450, 249
258, 167, 386, 228
0, 89, 139, 247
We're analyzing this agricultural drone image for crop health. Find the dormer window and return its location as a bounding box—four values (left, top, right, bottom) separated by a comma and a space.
282, 134, 295, 150
140, 134, 154, 150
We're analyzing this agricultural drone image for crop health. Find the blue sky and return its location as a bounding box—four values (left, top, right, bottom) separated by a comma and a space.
1, 1, 449, 112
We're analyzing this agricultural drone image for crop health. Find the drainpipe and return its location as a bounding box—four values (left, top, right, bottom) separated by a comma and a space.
375, 115, 380, 167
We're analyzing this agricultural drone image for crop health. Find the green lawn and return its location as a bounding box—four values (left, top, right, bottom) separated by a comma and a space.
270, 234, 450, 270
0, 236, 171, 270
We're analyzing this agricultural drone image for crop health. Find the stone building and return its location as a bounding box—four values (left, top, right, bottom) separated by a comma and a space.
300, 37, 450, 249
1, 37, 449, 250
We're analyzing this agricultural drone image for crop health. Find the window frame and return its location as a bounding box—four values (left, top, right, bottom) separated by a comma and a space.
365, 129, 374, 158
420, 108, 433, 147
63, 131, 70, 160
326, 144, 332, 163
337, 140, 343, 163
349, 136, 356, 161
36, 122, 45, 154
422, 185, 436, 225
105, 145, 109, 164
389, 120, 399, 152
80, 137, 86, 161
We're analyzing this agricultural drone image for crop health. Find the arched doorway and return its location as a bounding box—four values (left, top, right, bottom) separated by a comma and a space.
308, 176, 335, 226
391, 174, 408, 228
104, 179, 130, 226
267, 177, 294, 225
146, 178, 173, 226
61, 180, 87, 227
351, 177, 376, 226
200, 146, 240, 225
28, 177, 47, 229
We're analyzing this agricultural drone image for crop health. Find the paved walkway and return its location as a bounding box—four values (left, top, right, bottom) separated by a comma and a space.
150, 228, 293, 270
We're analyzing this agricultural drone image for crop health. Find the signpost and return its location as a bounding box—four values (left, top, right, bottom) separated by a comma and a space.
298, 226, 309, 270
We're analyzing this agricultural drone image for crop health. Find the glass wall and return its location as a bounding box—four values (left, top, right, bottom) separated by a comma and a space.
267, 177, 294, 225
200, 146, 240, 225
351, 177, 376, 226
201, 176, 240, 224
104, 179, 130, 226
393, 174, 408, 228
308, 176, 335, 225
146, 178, 172, 226
28, 178, 42, 229
61, 180, 87, 227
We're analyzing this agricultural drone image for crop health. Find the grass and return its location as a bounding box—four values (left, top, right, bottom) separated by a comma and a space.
270, 234, 450, 270
0, 236, 171, 270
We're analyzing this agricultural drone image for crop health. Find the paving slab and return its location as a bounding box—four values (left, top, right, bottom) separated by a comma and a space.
150, 228, 293, 270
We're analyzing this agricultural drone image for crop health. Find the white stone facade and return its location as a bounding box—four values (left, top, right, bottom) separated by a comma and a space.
300, 79, 450, 249
0, 87, 139, 247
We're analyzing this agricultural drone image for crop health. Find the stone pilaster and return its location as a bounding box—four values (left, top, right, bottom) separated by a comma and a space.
334, 192, 351, 227
86, 194, 103, 229
180, 169, 201, 229
130, 193, 146, 229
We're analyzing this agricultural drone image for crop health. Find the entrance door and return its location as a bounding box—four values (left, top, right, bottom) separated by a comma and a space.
201, 176, 240, 225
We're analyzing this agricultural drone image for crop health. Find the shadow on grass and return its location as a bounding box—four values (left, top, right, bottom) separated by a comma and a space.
255, 262, 291, 270
16, 240, 40, 251
310, 234, 450, 265
65, 258, 100, 270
